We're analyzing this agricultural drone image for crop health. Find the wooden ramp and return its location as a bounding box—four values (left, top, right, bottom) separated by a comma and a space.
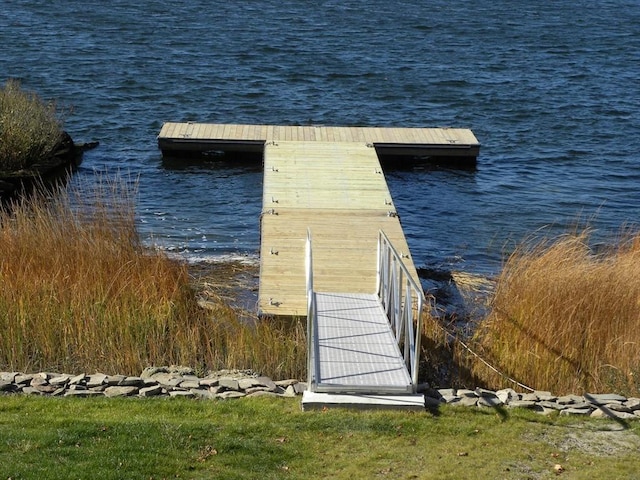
259, 141, 418, 317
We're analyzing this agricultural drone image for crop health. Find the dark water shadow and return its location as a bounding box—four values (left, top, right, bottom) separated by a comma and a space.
161, 151, 263, 173
378, 154, 478, 172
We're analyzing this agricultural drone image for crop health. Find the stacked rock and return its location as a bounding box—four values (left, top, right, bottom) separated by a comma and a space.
0, 368, 306, 399
2, 368, 639, 420
423, 387, 640, 419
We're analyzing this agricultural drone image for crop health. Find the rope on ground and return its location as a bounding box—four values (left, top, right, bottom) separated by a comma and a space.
428, 312, 536, 393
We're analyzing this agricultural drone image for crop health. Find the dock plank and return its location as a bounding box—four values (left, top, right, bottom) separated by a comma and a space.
259, 141, 418, 316
161, 122, 487, 148
160, 122, 175, 139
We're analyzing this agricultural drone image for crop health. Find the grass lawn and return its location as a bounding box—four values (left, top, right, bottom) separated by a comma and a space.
0, 396, 638, 479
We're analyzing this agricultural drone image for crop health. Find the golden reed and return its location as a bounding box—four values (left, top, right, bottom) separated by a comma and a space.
0, 181, 305, 379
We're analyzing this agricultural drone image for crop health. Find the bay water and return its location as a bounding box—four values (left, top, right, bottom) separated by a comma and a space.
2, 0, 639, 277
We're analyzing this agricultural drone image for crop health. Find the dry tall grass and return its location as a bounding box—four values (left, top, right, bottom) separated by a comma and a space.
15, 178, 638, 394
0, 79, 64, 171
473, 232, 640, 396
0, 182, 306, 379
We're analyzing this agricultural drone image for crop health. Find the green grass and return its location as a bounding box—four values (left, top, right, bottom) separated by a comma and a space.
0, 396, 638, 479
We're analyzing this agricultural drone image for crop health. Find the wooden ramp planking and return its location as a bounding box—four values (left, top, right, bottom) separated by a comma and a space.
259, 141, 419, 317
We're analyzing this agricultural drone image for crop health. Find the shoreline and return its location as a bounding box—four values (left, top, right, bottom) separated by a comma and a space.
186, 257, 260, 313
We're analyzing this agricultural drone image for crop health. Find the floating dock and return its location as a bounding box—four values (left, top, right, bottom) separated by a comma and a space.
157, 123, 480, 317
158, 122, 480, 164
159, 122, 479, 407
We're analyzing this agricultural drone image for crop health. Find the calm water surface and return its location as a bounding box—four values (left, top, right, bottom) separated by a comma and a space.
2, 0, 639, 276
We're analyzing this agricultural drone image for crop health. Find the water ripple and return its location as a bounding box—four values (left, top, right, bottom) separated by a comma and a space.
1, 0, 639, 274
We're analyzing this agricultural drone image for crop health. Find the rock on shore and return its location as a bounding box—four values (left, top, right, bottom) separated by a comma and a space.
2, 367, 639, 420
422, 386, 640, 419
0, 367, 305, 400
0, 132, 98, 199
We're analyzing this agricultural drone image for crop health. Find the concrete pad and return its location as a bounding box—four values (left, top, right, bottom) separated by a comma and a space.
301, 391, 425, 411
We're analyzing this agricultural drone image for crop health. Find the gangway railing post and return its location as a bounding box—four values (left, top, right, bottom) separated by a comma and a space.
305, 229, 316, 392
377, 230, 424, 392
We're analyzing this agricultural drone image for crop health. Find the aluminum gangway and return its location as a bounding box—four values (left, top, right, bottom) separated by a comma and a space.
302, 230, 426, 410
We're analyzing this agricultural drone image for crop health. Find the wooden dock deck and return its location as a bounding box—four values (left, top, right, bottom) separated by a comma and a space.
158, 122, 480, 162
156, 122, 478, 405
156, 122, 480, 317
259, 140, 417, 317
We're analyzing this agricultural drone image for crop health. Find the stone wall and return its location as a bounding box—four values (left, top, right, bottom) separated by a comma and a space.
0, 367, 305, 400
423, 386, 640, 420
2, 367, 639, 420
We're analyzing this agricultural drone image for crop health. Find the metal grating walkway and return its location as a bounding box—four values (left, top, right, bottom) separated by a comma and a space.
311, 292, 412, 394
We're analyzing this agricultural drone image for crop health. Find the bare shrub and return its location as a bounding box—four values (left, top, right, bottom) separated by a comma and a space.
0, 79, 64, 171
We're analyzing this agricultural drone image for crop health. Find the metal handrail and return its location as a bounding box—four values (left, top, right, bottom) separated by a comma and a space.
306, 228, 424, 393
376, 230, 424, 390
305, 228, 316, 391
